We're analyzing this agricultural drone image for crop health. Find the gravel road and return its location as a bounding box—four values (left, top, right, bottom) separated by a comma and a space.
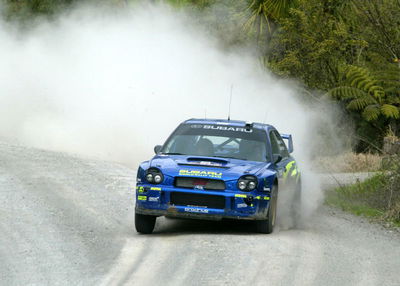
1, 142, 399, 286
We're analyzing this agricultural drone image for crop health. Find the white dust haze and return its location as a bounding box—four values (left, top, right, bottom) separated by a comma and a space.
0, 3, 340, 219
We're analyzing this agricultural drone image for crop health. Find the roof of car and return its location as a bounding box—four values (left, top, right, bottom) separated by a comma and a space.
183, 118, 273, 130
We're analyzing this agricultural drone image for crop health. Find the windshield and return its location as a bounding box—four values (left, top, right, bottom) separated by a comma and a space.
161, 124, 270, 162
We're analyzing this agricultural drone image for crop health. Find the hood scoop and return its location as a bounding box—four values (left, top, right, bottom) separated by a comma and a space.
177, 157, 229, 168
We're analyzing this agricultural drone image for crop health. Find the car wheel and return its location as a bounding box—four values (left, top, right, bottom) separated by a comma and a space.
256, 184, 278, 234
135, 213, 156, 234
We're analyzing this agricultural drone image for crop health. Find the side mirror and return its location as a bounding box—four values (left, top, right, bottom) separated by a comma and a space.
273, 154, 282, 164
154, 145, 162, 154
281, 134, 294, 153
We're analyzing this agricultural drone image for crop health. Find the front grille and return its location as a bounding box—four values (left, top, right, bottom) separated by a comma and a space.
174, 177, 225, 190
170, 192, 225, 209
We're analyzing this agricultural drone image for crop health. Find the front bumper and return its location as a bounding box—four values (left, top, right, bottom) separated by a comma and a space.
135, 185, 271, 221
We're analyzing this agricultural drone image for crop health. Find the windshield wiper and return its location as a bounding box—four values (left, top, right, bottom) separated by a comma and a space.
161, 152, 186, 155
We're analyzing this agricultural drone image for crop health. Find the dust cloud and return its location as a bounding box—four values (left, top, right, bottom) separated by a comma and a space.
0, 3, 340, 220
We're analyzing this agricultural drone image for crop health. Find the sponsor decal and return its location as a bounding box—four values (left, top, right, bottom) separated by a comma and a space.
283, 160, 296, 180
190, 124, 253, 133
185, 160, 222, 167
136, 186, 145, 193
137, 195, 147, 201
150, 187, 162, 191
235, 194, 247, 198
148, 197, 159, 202
198, 161, 222, 167
194, 185, 204, 190
237, 203, 248, 208
184, 207, 209, 213
263, 187, 271, 192
179, 169, 222, 179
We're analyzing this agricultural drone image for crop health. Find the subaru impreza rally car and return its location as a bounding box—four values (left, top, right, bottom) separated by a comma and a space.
135, 119, 301, 234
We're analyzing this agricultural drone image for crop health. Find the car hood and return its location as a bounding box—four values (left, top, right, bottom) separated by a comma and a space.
149, 155, 271, 181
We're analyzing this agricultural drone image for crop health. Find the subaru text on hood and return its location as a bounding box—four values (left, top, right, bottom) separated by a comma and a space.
135, 119, 301, 234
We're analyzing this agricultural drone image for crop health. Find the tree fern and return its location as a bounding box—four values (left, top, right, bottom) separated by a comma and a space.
374, 64, 400, 96
346, 95, 377, 110
242, 0, 297, 40
362, 105, 380, 121
328, 65, 400, 121
330, 86, 366, 100
381, 104, 400, 119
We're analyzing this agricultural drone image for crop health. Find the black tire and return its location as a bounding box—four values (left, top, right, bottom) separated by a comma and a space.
256, 185, 278, 234
135, 213, 156, 234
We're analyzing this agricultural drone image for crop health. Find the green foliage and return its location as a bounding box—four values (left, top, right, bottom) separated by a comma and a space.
2, 0, 127, 20
267, 0, 366, 90
166, 0, 214, 9
328, 65, 399, 121
266, 0, 400, 149
377, 64, 400, 96
2, 0, 76, 19
350, 0, 400, 64
242, 0, 297, 44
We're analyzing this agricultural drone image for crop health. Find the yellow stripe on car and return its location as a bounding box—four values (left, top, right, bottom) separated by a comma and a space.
283, 160, 296, 179
138, 196, 147, 201
235, 194, 247, 198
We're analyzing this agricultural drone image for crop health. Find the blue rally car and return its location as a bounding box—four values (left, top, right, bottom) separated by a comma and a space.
135, 119, 301, 234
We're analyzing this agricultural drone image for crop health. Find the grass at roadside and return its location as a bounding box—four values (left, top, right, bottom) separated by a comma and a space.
325, 173, 400, 228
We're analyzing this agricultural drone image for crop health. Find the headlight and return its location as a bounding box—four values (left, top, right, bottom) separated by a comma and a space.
238, 181, 247, 190
248, 181, 256, 190
237, 175, 258, 191
145, 168, 164, 184
154, 174, 162, 184
146, 173, 154, 183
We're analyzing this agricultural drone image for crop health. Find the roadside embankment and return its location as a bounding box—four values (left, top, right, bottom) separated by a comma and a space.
325, 170, 400, 228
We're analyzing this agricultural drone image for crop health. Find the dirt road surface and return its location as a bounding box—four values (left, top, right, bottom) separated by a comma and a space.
1, 142, 399, 286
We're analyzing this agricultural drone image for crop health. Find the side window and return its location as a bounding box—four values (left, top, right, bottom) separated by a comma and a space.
269, 131, 281, 155
273, 131, 289, 158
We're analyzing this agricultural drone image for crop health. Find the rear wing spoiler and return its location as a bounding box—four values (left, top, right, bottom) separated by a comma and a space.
281, 134, 294, 153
